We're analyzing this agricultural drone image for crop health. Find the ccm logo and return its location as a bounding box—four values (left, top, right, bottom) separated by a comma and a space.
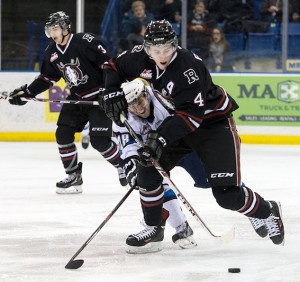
211, 173, 234, 178
91, 127, 109, 131
103, 91, 123, 100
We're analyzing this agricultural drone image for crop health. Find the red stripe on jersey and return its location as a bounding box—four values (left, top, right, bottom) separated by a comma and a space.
175, 111, 203, 131
103, 59, 118, 72
213, 87, 226, 110
228, 116, 241, 185
205, 103, 233, 120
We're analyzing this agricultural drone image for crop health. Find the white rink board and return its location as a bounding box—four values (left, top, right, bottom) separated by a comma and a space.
0, 72, 299, 137
0, 72, 56, 132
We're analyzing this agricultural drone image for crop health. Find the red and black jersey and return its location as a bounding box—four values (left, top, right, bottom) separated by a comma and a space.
27, 33, 110, 100
104, 45, 239, 143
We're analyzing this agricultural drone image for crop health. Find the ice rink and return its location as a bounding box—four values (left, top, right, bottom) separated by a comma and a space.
0, 142, 299, 282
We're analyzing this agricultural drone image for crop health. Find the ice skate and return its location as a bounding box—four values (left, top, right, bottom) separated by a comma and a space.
265, 201, 284, 245
126, 223, 165, 254
172, 221, 197, 249
117, 166, 128, 187
56, 162, 83, 194
249, 217, 268, 238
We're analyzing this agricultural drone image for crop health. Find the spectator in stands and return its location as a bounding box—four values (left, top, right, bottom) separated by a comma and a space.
187, 0, 216, 60
121, 1, 155, 38
290, 11, 300, 22
260, 0, 283, 23
207, 27, 234, 72
122, 0, 159, 17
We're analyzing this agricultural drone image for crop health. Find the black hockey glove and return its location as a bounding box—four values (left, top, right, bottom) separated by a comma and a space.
101, 90, 128, 127
122, 156, 140, 188
138, 131, 167, 166
9, 84, 33, 106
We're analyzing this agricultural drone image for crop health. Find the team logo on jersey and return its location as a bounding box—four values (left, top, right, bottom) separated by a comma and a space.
184, 69, 199, 84
141, 123, 151, 135
131, 45, 144, 53
140, 69, 152, 79
57, 58, 88, 88
50, 52, 58, 62
82, 33, 95, 42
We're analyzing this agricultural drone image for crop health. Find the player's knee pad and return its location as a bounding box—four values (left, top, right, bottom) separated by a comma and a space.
212, 185, 245, 211
89, 136, 112, 152
56, 125, 75, 144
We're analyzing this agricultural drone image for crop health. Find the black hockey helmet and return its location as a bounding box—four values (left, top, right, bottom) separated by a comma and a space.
44, 11, 71, 38
144, 20, 178, 48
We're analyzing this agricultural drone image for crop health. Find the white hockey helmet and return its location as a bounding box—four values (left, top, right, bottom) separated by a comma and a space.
122, 78, 149, 105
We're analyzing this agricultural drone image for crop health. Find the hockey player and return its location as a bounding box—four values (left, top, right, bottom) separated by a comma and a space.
101, 20, 285, 252
114, 78, 205, 252
8, 11, 127, 194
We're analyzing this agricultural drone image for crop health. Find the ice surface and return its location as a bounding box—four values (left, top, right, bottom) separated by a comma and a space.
0, 142, 299, 282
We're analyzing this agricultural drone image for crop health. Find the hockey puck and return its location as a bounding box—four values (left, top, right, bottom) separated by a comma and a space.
228, 268, 240, 273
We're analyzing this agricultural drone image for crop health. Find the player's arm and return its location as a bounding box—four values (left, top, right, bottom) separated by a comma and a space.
9, 57, 60, 106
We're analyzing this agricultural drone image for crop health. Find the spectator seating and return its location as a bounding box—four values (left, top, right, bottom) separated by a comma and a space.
247, 32, 277, 56
225, 33, 245, 52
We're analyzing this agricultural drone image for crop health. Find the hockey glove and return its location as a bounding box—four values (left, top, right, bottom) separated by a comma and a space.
9, 84, 33, 106
138, 131, 167, 166
122, 156, 139, 188
101, 90, 128, 127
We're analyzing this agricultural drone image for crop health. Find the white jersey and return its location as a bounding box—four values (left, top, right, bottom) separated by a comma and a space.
113, 86, 172, 160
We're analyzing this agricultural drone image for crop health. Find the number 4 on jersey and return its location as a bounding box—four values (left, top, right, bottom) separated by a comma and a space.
194, 92, 204, 107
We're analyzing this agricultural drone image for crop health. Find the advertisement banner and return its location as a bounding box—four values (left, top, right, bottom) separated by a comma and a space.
213, 74, 300, 126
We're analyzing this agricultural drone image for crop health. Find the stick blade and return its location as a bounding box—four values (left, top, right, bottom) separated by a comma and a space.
65, 259, 84, 269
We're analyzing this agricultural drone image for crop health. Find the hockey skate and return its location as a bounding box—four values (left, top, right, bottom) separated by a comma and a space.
172, 221, 197, 249
56, 162, 83, 194
265, 201, 284, 245
117, 166, 128, 187
248, 217, 268, 238
126, 223, 165, 254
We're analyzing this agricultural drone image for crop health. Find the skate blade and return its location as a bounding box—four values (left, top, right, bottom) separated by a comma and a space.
126, 242, 162, 254
56, 185, 83, 194
175, 236, 198, 249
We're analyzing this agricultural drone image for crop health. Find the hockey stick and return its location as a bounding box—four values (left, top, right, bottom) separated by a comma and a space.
120, 113, 235, 243
65, 186, 135, 270
0, 93, 100, 106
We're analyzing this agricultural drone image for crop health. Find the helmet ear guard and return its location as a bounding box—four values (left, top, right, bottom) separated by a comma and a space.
44, 11, 71, 38
122, 78, 150, 105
